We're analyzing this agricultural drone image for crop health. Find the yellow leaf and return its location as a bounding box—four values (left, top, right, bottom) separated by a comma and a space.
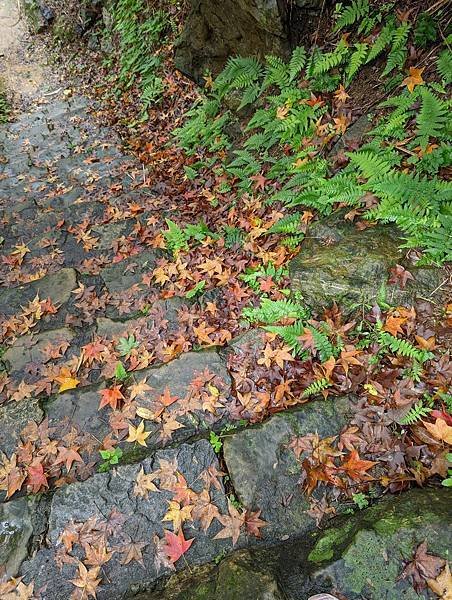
58, 377, 80, 392
402, 67, 425, 93
136, 406, 155, 420
364, 383, 379, 397
127, 420, 151, 447
162, 500, 193, 532
427, 563, 452, 600
423, 418, 452, 445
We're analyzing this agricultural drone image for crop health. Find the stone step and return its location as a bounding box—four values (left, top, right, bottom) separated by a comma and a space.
223, 396, 351, 542
0, 267, 77, 315
3, 440, 229, 597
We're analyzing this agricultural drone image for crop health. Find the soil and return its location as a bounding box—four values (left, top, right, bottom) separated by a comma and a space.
0, 0, 60, 107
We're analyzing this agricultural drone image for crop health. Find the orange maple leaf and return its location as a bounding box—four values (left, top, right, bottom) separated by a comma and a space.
402, 67, 425, 93
98, 385, 125, 410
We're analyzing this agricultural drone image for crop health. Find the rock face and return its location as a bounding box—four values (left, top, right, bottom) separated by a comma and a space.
21, 441, 230, 599
174, 0, 288, 82
290, 214, 443, 314
0, 498, 34, 578
143, 487, 451, 600
223, 396, 351, 542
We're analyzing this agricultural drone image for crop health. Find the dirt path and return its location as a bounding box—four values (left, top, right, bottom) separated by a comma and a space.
0, 0, 56, 103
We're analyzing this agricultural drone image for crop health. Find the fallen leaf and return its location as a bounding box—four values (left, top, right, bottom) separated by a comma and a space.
162, 529, 194, 564
402, 66, 425, 93
127, 420, 151, 446
423, 418, 452, 445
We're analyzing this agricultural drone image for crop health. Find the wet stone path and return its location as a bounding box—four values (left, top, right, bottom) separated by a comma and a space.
1, 2, 450, 599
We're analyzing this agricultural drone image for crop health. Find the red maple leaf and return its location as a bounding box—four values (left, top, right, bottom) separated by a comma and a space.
162, 529, 194, 564
27, 461, 49, 493
98, 386, 125, 410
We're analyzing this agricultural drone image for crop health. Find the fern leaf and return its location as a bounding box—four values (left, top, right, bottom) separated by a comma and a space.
415, 88, 448, 149
288, 46, 307, 82
334, 0, 369, 31
437, 49, 452, 85
346, 43, 368, 84
366, 19, 397, 63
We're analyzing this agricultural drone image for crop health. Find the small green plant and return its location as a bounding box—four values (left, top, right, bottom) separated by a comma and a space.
242, 297, 310, 325
209, 431, 222, 454
110, 0, 169, 112
213, 548, 228, 565
98, 447, 123, 472
117, 335, 139, 357
400, 400, 432, 425
115, 362, 128, 381
185, 280, 206, 299
352, 492, 369, 509
442, 453, 452, 487
302, 377, 332, 398
0, 82, 10, 124
228, 494, 243, 510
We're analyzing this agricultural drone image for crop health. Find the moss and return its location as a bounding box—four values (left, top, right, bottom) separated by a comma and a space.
341, 529, 417, 599
308, 520, 354, 563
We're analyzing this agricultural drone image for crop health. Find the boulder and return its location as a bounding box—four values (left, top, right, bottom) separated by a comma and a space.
289, 214, 443, 314
302, 487, 451, 599
0, 495, 49, 579
174, 0, 290, 82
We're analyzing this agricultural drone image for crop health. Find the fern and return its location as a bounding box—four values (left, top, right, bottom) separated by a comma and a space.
223, 226, 246, 248
288, 46, 307, 83
415, 88, 448, 149
347, 150, 394, 180
400, 401, 432, 425
268, 213, 302, 235
378, 331, 434, 363
382, 23, 410, 76
242, 298, 310, 325
366, 19, 397, 63
346, 43, 368, 84
214, 56, 264, 98
334, 0, 369, 31
163, 219, 188, 255
265, 321, 308, 358
306, 325, 335, 362
437, 49, 452, 85
302, 378, 331, 398
311, 41, 349, 77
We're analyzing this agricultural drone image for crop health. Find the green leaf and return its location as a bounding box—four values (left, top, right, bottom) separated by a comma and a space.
115, 362, 128, 381
185, 280, 206, 298
117, 335, 139, 356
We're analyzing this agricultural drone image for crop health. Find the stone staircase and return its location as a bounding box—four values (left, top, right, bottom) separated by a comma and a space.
0, 96, 449, 600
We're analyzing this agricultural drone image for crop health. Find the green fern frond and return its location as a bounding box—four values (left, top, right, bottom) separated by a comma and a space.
437, 49, 452, 85
366, 19, 397, 63
302, 377, 331, 398
382, 23, 410, 76
242, 298, 310, 325
378, 331, 434, 363
310, 39, 349, 76
347, 151, 394, 180
264, 321, 308, 357
415, 88, 448, 149
334, 0, 369, 31
346, 43, 368, 84
400, 401, 432, 425
164, 219, 188, 255
268, 213, 302, 235
288, 46, 307, 82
